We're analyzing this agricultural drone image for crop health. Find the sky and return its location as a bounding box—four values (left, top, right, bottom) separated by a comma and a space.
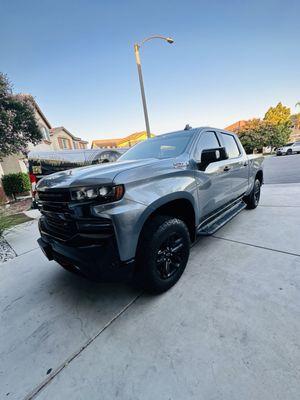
1, 0, 299, 144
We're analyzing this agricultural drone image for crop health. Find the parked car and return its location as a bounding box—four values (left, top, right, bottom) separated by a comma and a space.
36, 127, 264, 293
276, 141, 300, 156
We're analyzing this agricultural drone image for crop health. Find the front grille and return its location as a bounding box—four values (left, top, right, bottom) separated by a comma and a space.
40, 212, 77, 241
38, 190, 71, 203
38, 189, 114, 243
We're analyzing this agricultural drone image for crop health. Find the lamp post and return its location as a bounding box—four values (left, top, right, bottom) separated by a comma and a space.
134, 35, 174, 139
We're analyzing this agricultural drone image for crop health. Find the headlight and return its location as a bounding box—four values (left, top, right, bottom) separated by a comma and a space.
71, 185, 124, 203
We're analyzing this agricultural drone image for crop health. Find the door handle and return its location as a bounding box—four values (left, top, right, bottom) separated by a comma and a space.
223, 166, 231, 172
243, 162, 248, 167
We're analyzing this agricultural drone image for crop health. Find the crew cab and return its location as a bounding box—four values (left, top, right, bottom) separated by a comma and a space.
36, 127, 264, 293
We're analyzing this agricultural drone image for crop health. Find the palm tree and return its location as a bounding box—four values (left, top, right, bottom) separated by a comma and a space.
296, 102, 300, 108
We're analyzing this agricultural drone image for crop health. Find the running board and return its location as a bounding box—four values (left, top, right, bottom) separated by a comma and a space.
197, 200, 246, 236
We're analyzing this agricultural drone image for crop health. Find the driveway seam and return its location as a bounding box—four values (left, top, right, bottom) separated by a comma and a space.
212, 236, 300, 258
259, 205, 300, 208
23, 292, 142, 400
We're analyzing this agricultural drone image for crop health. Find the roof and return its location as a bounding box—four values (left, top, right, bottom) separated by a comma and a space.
50, 127, 89, 144
92, 131, 151, 148
225, 120, 247, 132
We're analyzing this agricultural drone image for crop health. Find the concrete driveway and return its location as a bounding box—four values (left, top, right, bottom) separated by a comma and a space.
1, 184, 300, 400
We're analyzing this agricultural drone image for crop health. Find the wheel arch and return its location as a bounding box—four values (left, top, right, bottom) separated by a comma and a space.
136, 193, 197, 253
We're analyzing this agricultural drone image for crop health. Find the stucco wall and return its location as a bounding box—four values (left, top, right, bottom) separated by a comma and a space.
0, 155, 23, 175
27, 109, 53, 151
51, 129, 74, 150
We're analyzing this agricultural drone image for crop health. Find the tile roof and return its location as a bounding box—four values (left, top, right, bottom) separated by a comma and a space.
92, 131, 151, 148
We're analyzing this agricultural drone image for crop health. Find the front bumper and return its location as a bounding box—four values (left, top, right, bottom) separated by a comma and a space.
38, 220, 134, 282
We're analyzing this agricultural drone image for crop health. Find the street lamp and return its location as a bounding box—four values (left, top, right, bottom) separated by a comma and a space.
134, 35, 174, 139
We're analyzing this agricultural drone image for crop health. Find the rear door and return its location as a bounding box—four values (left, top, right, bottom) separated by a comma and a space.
218, 131, 249, 200
194, 130, 235, 219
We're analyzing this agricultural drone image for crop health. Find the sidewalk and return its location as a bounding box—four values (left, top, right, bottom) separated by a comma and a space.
0, 185, 299, 400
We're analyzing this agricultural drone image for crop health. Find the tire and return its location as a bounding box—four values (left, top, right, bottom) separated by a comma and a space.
287, 149, 293, 155
135, 215, 190, 293
244, 179, 261, 209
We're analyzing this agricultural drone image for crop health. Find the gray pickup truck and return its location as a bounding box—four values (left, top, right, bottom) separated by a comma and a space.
37, 127, 264, 293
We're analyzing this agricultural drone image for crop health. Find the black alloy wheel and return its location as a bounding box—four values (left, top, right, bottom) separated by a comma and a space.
135, 215, 190, 293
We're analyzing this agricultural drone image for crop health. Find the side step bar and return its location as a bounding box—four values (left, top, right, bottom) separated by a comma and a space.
197, 200, 246, 236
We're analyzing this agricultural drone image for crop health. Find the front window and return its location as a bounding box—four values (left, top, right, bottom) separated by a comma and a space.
118, 131, 194, 161
194, 131, 220, 159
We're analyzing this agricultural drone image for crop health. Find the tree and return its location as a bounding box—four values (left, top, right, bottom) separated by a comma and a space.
263, 102, 292, 149
0, 73, 42, 158
238, 119, 268, 154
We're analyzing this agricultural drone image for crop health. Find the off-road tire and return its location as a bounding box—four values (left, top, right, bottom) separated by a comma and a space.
244, 178, 261, 209
135, 215, 190, 293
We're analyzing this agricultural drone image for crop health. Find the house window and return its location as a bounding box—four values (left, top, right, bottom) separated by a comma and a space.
41, 126, 51, 141
59, 137, 71, 149
73, 141, 78, 149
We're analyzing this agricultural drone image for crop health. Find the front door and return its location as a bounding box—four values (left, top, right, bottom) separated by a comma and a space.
193, 130, 235, 220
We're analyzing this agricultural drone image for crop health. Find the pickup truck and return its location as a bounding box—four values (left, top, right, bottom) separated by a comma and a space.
37, 127, 264, 293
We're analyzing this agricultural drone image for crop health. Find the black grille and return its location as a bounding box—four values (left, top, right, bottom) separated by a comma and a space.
40, 213, 77, 241
38, 190, 71, 203
38, 189, 114, 243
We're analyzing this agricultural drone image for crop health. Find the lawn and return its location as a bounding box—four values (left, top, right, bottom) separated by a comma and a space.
0, 212, 33, 234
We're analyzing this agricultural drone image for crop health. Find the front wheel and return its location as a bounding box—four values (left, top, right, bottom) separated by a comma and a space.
135, 215, 190, 293
287, 149, 293, 155
244, 179, 261, 209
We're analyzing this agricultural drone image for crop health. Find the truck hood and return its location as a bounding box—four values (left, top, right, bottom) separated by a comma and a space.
36, 159, 161, 190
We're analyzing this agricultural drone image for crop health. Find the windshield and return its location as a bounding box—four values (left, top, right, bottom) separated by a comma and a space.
118, 131, 194, 161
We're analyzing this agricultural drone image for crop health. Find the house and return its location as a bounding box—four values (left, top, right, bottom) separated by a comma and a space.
290, 115, 300, 141
0, 96, 53, 187
225, 120, 248, 133
0, 96, 88, 202
91, 131, 154, 149
50, 127, 88, 150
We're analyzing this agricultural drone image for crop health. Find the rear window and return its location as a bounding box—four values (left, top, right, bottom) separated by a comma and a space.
221, 133, 240, 158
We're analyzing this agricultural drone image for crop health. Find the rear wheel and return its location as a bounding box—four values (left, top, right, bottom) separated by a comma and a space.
135, 215, 190, 293
244, 179, 261, 209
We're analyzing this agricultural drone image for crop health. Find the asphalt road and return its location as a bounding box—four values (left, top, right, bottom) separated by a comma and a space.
263, 153, 300, 184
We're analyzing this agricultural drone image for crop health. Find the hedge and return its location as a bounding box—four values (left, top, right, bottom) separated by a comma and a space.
2, 172, 31, 200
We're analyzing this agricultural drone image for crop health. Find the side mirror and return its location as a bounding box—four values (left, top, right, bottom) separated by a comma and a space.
198, 147, 228, 171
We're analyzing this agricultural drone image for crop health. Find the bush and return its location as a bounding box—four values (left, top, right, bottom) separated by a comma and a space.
2, 172, 30, 200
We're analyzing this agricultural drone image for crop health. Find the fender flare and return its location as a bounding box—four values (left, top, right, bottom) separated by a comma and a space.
134, 191, 198, 246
